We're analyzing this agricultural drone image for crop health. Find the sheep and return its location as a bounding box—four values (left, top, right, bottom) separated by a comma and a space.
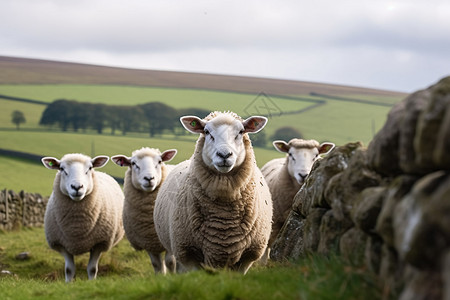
260, 138, 335, 261
41, 153, 124, 282
111, 147, 177, 274
154, 111, 273, 274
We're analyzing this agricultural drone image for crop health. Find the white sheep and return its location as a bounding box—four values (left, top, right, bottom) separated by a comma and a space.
41, 153, 124, 282
111, 147, 177, 274
154, 111, 273, 274
261, 138, 335, 261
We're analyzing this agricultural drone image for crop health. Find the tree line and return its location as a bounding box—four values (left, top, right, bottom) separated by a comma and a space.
38, 99, 304, 147
39, 99, 210, 137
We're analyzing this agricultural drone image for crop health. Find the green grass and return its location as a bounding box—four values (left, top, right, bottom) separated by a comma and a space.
0, 84, 404, 195
0, 84, 314, 114
0, 84, 401, 144
0, 99, 46, 129
0, 131, 281, 196
0, 227, 390, 300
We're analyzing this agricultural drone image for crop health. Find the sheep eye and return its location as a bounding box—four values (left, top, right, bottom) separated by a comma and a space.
236, 130, 245, 139
60, 167, 68, 175
158, 160, 162, 165
204, 129, 210, 135
131, 162, 140, 169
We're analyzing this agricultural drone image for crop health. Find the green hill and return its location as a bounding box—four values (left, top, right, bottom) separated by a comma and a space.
0, 56, 408, 195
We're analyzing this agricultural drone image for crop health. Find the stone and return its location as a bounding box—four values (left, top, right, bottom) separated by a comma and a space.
352, 186, 386, 234
398, 267, 442, 300
365, 236, 383, 274
398, 88, 431, 174
270, 211, 305, 261
317, 210, 353, 254
393, 171, 450, 269
296, 142, 362, 217
302, 208, 327, 253
415, 77, 450, 172
375, 175, 418, 247
15, 252, 31, 260
367, 98, 405, 176
443, 250, 450, 300
339, 227, 367, 265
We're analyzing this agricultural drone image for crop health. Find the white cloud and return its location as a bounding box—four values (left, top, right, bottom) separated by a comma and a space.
0, 0, 449, 92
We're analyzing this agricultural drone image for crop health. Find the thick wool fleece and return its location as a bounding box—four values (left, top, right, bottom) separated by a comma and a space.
44, 171, 124, 256
154, 134, 272, 271
122, 163, 169, 254
261, 158, 301, 245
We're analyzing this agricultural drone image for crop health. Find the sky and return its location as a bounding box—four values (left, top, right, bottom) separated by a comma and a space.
1, 0, 449, 93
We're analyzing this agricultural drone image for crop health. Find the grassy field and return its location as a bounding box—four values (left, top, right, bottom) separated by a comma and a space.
0, 227, 390, 300
0, 84, 401, 142
0, 83, 404, 195
0, 130, 280, 196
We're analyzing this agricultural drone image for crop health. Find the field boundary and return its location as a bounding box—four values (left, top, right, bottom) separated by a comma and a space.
310, 92, 395, 107
0, 94, 47, 105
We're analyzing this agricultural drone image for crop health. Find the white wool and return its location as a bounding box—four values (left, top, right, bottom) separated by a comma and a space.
42, 153, 124, 282
154, 112, 272, 274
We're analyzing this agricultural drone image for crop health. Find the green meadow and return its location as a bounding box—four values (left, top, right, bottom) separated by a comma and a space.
0, 84, 403, 196
0, 227, 389, 300
0, 83, 401, 299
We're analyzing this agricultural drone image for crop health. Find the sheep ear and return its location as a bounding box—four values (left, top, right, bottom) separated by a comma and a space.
161, 149, 177, 162
180, 116, 205, 134
243, 116, 267, 134
111, 155, 131, 167
273, 141, 290, 153
42, 157, 60, 170
92, 155, 109, 168
318, 142, 335, 154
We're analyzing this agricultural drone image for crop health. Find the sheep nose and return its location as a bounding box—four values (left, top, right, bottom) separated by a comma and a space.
144, 176, 155, 182
71, 184, 83, 191
217, 151, 232, 159
298, 173, 308, 180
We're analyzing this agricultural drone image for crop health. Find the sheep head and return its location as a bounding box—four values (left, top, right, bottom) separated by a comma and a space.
273, 139, 335, 185
181, 112, 267, 174
112, 148, 177, 192
42, 154, 109, 201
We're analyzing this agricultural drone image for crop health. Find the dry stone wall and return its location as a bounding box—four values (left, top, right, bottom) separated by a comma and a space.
0, 189, 48, 230
271, 76, 450, 300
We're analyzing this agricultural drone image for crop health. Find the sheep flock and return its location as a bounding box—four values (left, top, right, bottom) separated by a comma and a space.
40, 111, 334, 280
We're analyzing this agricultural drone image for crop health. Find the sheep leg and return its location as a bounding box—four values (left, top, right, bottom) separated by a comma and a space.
259, 247, 270, 265
87, 247, 103, 280
147, 251, 166, 275
165, 252, 177, 273
60, 249, 76, 282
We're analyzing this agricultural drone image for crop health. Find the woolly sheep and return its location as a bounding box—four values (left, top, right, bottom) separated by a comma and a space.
261, 139, 335, 261
154, 111, 273, 274
41, 153, 124, 282
111, 147, 177, 274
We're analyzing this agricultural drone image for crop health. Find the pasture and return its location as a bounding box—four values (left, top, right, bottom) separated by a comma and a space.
0, 227, 387, 300
0, 66, 403, 299
0, 84, 403, 196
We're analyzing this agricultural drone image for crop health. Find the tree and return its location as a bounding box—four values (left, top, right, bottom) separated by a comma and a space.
40, 99, 73, 131
11, 110, 26, 130
271, 126, 303, 142
250, 130, 267, 148
139, 102, 178, 137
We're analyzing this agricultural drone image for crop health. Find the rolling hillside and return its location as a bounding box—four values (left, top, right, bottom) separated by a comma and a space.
0, 56, 406, 97
0, 55, 408, 195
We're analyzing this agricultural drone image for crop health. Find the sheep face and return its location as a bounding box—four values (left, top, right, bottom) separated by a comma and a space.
112, 148, 177, 192
274, 140, 335, 185
42, 154, 109, 201
181, 113, 267, 174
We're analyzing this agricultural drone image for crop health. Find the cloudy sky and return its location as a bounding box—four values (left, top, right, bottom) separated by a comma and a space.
1, 0, 449, 93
